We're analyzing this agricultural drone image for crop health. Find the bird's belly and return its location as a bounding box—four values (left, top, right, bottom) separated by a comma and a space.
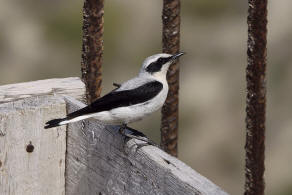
92, 87, 168, 125
90, 106, 147, 125
110, 90, 168, 124
109, 105, 153, 124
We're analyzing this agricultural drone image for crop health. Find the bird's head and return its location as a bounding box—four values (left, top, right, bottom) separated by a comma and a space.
140, 52, 185, 80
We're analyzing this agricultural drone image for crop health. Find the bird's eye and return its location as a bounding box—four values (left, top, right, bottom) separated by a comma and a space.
157, 58, 164, 64
146, 57, 168, 73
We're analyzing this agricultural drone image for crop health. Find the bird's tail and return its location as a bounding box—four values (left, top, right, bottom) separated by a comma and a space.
44, 118, 68, 129
45, 106, 93, 129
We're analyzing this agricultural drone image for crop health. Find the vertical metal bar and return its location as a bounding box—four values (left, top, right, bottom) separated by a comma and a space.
81, 0, 104, 103
161, 0, 181, 157
245, 0, 267, 194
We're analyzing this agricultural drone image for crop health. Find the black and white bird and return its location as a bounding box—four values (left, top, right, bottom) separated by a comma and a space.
45, 52, 184, 132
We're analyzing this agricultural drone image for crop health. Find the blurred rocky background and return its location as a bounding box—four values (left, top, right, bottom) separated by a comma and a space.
0, 0, 291, 194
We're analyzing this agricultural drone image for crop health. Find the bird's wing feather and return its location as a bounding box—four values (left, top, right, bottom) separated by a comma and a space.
66, 80, 163, 119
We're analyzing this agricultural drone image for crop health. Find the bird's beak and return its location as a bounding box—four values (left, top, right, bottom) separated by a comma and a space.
171, 52, 185, 60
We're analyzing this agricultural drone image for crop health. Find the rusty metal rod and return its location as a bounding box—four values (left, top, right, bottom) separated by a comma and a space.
161, 0, 181, 157
81, 0, 104, 103
245, 0, 267, 194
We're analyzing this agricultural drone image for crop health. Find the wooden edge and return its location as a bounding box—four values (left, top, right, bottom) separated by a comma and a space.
0, 77, 85, 103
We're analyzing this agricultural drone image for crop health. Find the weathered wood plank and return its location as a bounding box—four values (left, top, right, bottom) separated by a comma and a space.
0, 77, 85, 103
0, 96, 66, 195
65, 96, 228, 195
0, 78, 228, 194
0, 77, 85, 195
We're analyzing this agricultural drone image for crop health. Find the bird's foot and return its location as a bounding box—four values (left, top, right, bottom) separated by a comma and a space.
118, 124, 159, 148
118, 124, 127, 135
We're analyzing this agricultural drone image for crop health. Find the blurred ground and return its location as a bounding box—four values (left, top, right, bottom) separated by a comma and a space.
0, 0, 292, 194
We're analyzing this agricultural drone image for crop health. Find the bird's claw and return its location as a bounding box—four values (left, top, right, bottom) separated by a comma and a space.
118, 124, 159, 148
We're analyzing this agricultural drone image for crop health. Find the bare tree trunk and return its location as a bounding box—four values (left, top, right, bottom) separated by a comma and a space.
81, 0, 104, 103
245, 0, 267, 194
161, 0, 181, 157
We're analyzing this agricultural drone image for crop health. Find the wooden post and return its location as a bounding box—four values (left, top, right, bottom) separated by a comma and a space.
0, 78, 84, 195
0, 96, 66, 195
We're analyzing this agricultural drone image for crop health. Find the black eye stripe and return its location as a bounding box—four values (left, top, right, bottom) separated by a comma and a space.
146, 57, 172, 73
146, 62, 162, 73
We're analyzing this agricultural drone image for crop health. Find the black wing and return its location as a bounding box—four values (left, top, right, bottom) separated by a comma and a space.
66, 81, 163, 120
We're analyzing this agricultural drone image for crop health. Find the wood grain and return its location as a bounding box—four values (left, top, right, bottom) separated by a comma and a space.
0, 77, 85, 104
0, 96, 66, 195
0, 77, 84, 195
0, 78, 228, 195
65, 96, 228, 195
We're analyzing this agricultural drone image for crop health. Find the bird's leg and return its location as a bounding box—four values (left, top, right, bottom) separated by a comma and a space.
119, 124, 159, 147
119, 124, 127, 135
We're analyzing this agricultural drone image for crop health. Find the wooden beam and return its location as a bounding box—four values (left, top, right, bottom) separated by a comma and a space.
0, 78, 228, 195
0, 96, 66, 194
0, 77, 85, 103
0, 77, 84, 195
65, 96, 228, 195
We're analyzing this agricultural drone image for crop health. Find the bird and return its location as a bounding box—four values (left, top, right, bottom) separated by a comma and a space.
44, 52, 184, 136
